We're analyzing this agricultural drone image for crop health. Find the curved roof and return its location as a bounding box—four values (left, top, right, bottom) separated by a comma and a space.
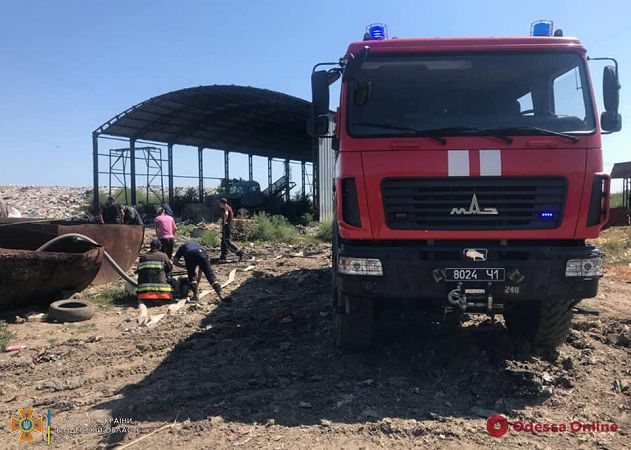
611, 161, 631, 179
95, 85, 314, 162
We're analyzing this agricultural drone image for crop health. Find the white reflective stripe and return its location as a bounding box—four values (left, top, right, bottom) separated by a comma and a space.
480, 150, 502, 176
448, 150, 469, 176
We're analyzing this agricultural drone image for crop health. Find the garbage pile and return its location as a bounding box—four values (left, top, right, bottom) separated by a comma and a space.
0, 185, 92, 219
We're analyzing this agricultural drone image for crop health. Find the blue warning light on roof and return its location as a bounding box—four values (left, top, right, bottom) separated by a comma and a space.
531, 20, 553, 36
367, 23, 388, 40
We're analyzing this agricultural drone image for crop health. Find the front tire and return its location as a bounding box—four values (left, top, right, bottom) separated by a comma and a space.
503, 298, 575, 348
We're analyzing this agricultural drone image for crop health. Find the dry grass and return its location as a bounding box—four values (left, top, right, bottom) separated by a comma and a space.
0, 321, 14, 351
591, 226, 631, 270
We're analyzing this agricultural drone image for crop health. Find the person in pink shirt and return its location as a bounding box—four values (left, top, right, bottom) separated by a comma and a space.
154, 207, 177, 259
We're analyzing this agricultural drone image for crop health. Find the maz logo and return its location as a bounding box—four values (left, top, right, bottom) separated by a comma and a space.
450, 193, 498, 216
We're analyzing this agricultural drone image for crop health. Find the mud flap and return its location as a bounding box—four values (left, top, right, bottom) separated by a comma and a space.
334, 291, 374, 351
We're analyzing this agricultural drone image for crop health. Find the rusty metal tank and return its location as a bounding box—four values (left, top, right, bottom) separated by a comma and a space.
0, 242, 104, 310
0, 220, 144, 285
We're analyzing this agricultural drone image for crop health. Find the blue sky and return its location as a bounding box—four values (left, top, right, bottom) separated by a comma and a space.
1, 0, 629, 191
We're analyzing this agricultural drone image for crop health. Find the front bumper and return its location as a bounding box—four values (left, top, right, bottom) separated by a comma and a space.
336, 241, 601, 303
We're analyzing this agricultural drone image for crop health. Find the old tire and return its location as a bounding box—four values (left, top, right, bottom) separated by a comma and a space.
334, 291, 373, 351
48, 299, 95, 323
503, 298, 575, 348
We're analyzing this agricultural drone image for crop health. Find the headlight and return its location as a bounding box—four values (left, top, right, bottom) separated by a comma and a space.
337, 257, 383, 276
565, 257, 603, 277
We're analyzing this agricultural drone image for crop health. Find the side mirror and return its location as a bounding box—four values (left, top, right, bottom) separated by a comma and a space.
312, 70, 330, 116
601, 111, 622, 132
603, 65, 620, 113
602, 65, 622, 132
310, 70, 330, 136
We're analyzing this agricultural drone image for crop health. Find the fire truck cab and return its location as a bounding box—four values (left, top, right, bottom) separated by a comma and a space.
311, 23, 622, 349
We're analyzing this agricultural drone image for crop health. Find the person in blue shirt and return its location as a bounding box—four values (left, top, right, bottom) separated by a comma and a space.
173, 240, 225, 302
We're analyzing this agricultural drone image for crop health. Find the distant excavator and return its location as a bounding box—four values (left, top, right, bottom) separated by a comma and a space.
214, 176, 296, 210
182, 176, 297, 222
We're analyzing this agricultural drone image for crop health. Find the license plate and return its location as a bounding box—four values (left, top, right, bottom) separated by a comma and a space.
445, 268, 505, 282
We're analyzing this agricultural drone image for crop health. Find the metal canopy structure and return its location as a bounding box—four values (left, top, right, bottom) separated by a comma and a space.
94, 85, 313, 161
611, 162, 631, 179
92, 85, 328, 216
611, 161, 631, 213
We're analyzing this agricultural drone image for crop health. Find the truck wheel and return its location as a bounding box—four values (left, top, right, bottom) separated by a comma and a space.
503, 298, 575, 348
334, 291, 373, 350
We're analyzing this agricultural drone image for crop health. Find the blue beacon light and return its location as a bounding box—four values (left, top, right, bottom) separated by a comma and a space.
531, 20, 553, 37
366, 23, 388, 40
540, 212, 555, 219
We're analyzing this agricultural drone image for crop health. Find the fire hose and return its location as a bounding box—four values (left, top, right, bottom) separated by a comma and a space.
35, 233, 138, 288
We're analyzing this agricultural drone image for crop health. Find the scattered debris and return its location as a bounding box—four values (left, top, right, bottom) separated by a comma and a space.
37, 377, 84, 392
3, 344, 25, 353
33, 349, 60, 363
572, 304, 600, 316
137, 302, 148, 326
613, 378, 626, 393
117, 418, 179, 449
167, 299, 187, 314
26, 312, 46, 322
221, 268, 237, 288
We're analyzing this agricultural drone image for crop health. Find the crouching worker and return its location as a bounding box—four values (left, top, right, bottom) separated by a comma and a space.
173, 240, 225, 302
137, 239, 173, 301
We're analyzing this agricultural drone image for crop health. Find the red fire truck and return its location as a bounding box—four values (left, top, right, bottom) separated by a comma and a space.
311, 23, 622, 349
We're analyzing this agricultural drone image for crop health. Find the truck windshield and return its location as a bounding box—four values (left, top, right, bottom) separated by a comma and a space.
347, 52, 596, 138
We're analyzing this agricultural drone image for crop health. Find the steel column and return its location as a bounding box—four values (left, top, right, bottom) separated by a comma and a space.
248, 154, 253, 181
284, 159, 290, 203
130, 138, 137, 205
268, 157, 272, 192
312, 138, 319, 220
167, 143, 174, 203
301, 161, 306, 198
198, 146, 204, 202
92, 132, 100, 211
224, 150, 229, 181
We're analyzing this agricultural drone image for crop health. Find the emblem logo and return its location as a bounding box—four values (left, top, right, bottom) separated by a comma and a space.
10, 408, 43, 442
464, 248, 488, 261
450, 193, 498, 215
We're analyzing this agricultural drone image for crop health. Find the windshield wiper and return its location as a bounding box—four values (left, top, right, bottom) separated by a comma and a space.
352, 122, 447, 145
480, 126, 580, 143
414, 126, 513, 144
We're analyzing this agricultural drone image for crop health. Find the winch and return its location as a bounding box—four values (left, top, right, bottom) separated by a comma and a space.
446, 282, 504, 314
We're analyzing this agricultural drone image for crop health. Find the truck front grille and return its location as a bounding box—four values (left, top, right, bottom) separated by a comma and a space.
382, 177, 566, 230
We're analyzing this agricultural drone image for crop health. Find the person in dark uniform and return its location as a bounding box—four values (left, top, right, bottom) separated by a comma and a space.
218, 198, 244, 261
174, 240, 226, 302
99, 196, 123, 224
122, 205, 144, 225
137, 239, 173, 301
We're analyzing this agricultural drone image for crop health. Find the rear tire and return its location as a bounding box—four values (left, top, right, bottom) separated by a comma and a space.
504, 298, 575, 348
334, 290, 374, 350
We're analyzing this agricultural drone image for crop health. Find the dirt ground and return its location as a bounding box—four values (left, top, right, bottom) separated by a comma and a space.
1, 240, 630, 449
